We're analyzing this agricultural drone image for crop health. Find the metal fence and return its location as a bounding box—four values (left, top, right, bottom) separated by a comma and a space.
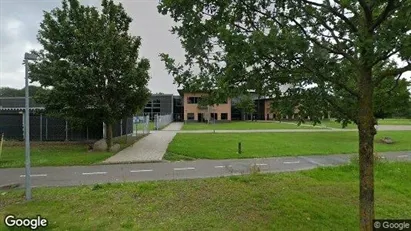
132, 115, 150, 135
154, 114, 173, 130
0, 112, 133, 141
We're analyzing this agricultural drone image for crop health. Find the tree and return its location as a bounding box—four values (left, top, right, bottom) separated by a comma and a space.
235, 94, 256, 121
158, 1, 411, 229
375, 78, 411, 118
30, 0, 150, 150
0, 86, 44, 97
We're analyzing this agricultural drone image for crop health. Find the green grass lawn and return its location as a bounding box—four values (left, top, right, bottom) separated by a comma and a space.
0, 135, 143, 168
377, 118, 411, 125
1, 162, 410, 230
315, 118, 411, 128
0, 143, 112, 168
315, 120, 357, 129
166, 131, 411, 160
135, 122, 155, 131
182, 121, 326, 130
135, 121, 169, 131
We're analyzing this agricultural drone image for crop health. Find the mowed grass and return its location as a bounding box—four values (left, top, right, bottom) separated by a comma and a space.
135, 122, 155, 131
166, 131, 411, 160
1, 162, 410, 230
0, 143, 112, 168
136, 122, 169, 131
317, 118, 411, 128
377, 118, 411, 125
0, 135, 142, 168
316, 120, 357, 129
182, 121, 325, 130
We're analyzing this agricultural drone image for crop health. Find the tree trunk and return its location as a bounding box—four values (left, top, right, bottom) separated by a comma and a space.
105, 122, 113, 151
358, 68, 376, 231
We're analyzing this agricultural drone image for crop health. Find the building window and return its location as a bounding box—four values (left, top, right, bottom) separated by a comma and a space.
210, 113, 218, 120
187, 97, 201, 104
153, 108, 160, 113
221, 113, 228, 120
145, 101, 152, 108
153, 99, 161, 107
187, 113, 195, 120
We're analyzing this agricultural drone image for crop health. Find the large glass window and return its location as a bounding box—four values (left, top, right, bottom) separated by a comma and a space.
153, 99, 161, 108
221, 113, 228, 120
187, 97, 201, 104
187, 113, 195, 120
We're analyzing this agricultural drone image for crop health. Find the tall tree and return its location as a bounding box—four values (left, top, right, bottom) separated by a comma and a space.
158, 0, 411, 229
30, 0, 151, 149
235, 94, 256, 120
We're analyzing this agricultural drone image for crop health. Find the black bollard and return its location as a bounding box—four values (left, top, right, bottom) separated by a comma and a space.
238, 142, 242, 154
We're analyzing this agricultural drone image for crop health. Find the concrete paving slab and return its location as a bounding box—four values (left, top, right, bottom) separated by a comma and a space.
102, 122, 183, 163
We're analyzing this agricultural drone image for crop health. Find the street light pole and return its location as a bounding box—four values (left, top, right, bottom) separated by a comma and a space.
23, 52, 37, 201
24, 57, 31, 200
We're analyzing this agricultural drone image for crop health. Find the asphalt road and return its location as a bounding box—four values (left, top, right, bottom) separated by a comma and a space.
0, 151, 409, 188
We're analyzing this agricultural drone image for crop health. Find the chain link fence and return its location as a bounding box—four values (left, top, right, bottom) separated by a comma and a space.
132, 115, 150, 135
154, 114, 173, 130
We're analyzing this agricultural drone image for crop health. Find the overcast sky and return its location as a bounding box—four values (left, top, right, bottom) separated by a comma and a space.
0, 0, 186, 94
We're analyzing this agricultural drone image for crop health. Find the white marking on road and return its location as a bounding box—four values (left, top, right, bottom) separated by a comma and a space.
130, 169, 153, 173
283, 161, 300, 164
174, 167, 195, 171
82, 172, 107, 175
214, 165, 232, 168
256, 163, 268, 166
398, 155, 409, 158
19, 174, 47, 178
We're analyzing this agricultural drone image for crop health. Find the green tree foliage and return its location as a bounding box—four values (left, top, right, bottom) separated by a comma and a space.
0, 86, 44, 97
29, 0, 151, 149
235, 94, 256, 120
158, 1, 411, 229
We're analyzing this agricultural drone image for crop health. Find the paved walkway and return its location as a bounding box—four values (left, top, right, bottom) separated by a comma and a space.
103, 122, 183, 163
1, 152, 409, 188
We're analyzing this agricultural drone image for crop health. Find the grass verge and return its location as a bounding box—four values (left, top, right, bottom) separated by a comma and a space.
1, 162, 410, 230
182, 121, 326, 130
0, 134, 145, 168
166, 131, 411, 160
377, 118, 411, 125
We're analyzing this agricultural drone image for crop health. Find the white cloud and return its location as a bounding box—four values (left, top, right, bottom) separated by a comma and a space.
0, 38, 42, 88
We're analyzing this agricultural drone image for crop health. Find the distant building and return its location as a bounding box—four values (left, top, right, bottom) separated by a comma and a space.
178, 90, 231, 122
140, 94, 183, 122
